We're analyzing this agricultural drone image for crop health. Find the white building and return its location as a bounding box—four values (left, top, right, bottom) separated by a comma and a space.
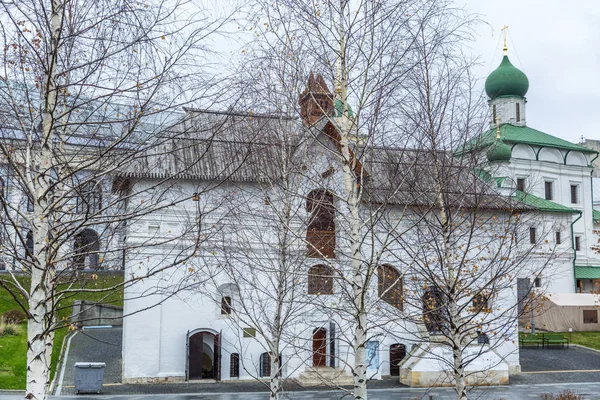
118, 52, 594, 387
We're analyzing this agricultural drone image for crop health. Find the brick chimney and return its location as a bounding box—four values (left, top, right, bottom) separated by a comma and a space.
299, 73, 334, 125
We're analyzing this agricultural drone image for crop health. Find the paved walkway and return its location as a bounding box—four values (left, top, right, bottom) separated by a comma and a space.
4, 383, 600, 400
48, 327, 600, 397
56, 327, 122, 395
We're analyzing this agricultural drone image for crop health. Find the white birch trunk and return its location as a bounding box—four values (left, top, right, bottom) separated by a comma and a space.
269, 351, 282, 400
339, 111, 367, 400
25, 0, 62, 398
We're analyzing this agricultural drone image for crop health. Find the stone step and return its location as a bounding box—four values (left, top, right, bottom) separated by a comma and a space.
298, 367, 354, 386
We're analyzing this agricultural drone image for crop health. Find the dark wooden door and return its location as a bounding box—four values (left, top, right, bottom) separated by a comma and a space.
312, 328, 327, 367
214, 332, 221, 381
389, 344, 406, 376
188, 332, 204, 380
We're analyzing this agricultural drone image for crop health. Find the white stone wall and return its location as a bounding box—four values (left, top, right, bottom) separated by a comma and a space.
121, 171, 572, 383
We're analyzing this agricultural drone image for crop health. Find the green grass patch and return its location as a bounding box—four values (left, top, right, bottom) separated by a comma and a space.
0, 273, 124, 390
559, 331, 600, 351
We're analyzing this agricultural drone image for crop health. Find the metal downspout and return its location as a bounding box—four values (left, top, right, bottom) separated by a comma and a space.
581, 150, 599, 291
571, 211, 583, 291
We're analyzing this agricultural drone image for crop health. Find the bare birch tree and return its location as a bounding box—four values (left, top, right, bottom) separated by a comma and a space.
375, 22, 569, 399
0, 1, 237, 399
242, 1, 479, 398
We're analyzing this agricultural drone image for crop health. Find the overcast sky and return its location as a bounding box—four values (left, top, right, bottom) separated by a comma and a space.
461, 0, 600, 143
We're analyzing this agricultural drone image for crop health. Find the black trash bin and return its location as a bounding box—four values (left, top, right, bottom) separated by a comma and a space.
74, 362, 106, 394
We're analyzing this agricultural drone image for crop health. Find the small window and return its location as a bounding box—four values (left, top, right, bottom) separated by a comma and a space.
516, 103, 520, 122
534, 277, 542, 288
570, 184, 579, 204
544, 181, 553, 200
308, 264, 334, 295
477, 331, 490, 344
492, 104, 497, 123
230, 353, 240, 378
516, 178, 526, 192
555, 231, 561, 245
76, 180, 102, 214
259, 352, 271, 377
221, 296, 232, 315
575, 236, 581, 251
583, 310, 598, 324
473, 293, 489, 312
243, 328, 256, 338
529, 227, 536, 244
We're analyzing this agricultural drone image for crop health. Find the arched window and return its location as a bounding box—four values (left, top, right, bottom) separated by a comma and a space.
221, 296, 232, 315
76, 180, 102, 214
259, 352, 271, 377
308, 265, 334, 295
389, 343, 406, 376
378, 265, 403, 310
306, 190, 335, 258
73, 229, 100, 269
422, 286, 445, 334
230, 353, 240, 378
472, 293, 489, 313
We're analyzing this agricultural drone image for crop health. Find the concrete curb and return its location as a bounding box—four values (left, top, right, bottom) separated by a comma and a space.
570, 343, 600, 354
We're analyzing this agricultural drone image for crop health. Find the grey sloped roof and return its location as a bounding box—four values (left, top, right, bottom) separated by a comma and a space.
119, 110, 527, 211
119, 109, 299, 182
361, 147, 522, 210
122, 138, 285, 182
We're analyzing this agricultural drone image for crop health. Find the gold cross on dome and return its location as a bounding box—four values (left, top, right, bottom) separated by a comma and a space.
501, 25, 509, 55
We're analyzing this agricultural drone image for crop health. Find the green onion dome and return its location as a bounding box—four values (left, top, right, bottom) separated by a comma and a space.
485, 55, 529, 100
487, 137, 512, 162
334, 98, 354, 118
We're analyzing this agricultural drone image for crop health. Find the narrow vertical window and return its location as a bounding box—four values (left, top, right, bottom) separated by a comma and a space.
516, 178, 525, 192
555, 231, 561, 244
544, 181, 553, 200
529, 227, 536, 244
492, 104, 497, 123
534, 277, 542, 288
259, 352, 271, 377
230, 353, 240, 378
570, 184, 579, 204
575, 236, 581, 251
221, 296, 232, 315
306, 190, 336, 258
473, 293, 489, 313
516, 103, 520, 122
377, 265, 403, 310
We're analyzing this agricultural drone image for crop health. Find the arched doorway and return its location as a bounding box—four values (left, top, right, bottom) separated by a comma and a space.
312, 328, 327, 367
389, 343, 406, 376
188, 330, 221, 380
73, 229, 100, 269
